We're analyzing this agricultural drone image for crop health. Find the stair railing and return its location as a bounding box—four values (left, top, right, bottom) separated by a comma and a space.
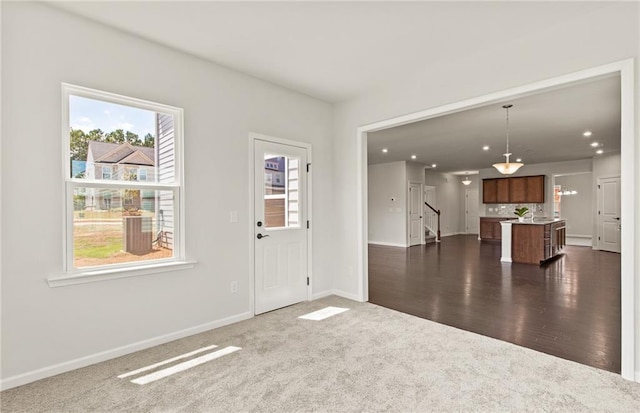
424, 201, 441, 242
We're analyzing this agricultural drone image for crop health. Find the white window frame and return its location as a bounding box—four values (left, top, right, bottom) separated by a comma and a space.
49, 83, 192, 287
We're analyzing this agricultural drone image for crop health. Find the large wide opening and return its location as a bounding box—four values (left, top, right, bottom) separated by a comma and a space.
358, 62, 634, 378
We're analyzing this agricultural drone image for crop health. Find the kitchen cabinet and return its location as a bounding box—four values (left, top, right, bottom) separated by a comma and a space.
525, 175, 545, 203
482, 175, 545, 204
511, 220, 566, 264
550, 220, 566, 257
508, 177, 527, 203
482, 178, 509, 203
479, 217, 508, 241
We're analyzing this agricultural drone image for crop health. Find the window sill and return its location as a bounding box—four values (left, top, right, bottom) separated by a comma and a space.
47, 260, 197, 288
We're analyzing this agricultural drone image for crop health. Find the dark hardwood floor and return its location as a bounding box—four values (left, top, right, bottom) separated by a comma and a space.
368, 235, 621, 373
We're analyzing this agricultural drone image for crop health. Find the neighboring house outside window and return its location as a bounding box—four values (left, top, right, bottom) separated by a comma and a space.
86, 141, 156, 211
62, 83, 184, 275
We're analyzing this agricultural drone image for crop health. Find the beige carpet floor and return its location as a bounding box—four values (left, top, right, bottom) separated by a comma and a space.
2, 295, 640, 412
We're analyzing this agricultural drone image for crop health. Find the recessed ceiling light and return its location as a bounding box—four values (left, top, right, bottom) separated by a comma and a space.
482, 145, 490, 151
411, 155, 417, 159
431, 164, 437, 168
583, 131, 592, 137
382, 148, 388, 153
516, 158, 522, 162
596, 149, 604, 154
590, 142, 599, 147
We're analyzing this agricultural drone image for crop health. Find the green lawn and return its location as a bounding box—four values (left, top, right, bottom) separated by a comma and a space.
72, 219, 171, 268
74, 225, 123, 259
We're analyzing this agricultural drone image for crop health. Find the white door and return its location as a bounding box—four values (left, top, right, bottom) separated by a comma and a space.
254, 139, 308, 314
408, 181, 423, 246
597, 176, 621, 253
466, 189, 479, 234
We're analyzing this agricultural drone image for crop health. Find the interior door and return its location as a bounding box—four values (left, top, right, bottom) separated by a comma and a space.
408, 181, 423, 246
466, 189, 479, 234
254, 139, 308, 315
597, 176, 621, 253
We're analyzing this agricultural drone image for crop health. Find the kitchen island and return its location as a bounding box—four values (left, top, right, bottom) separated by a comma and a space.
500, 218, 566, 264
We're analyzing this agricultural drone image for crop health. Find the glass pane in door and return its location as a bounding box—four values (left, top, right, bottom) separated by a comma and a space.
264, 154, 300, 229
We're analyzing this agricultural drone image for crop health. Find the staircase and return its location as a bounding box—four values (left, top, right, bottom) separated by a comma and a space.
424, 201, 441, 243
425, 229, 437, 244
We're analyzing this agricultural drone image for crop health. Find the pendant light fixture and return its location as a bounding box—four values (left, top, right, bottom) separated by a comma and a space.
461, 174, 472, 186
492, 104, 523, 175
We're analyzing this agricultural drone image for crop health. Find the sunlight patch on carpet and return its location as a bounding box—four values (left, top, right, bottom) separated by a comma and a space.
130, 346, 242, 385
298, 306, 350, 320
118, 344, 219, 379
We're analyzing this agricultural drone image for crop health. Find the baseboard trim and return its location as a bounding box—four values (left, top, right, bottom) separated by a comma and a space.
442, 232, 465, 237
367, 241, 407, 247
311, 290, 335, 300
0, 311, 253, 391
331, 289, 362, 302
566, 235, 593, 247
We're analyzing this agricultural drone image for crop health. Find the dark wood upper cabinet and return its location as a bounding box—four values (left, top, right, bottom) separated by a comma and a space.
509, 177, 527, 203
496, 178, 510, 203
482, 175, 545, 204
482, 179, 497, 203
525, 175, 545, 203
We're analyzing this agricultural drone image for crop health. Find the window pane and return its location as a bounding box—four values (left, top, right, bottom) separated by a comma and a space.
73, 187, 175, 269
69, 95, 175, 184
263, 154, 301, 229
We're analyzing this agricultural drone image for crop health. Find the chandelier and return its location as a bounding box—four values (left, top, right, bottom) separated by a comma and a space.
492, 104, 524, 175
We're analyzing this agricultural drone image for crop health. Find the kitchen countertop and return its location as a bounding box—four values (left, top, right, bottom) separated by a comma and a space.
503, 218, 566, 225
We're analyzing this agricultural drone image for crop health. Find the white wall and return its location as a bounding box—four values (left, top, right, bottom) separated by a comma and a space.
1, 2, 333, 386
368, 162, 407, 246
555, 173, 593, 238
331, 2, 639, 377
406, 161, 427, 182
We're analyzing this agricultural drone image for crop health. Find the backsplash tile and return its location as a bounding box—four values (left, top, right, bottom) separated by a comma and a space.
486, 203, 544, 216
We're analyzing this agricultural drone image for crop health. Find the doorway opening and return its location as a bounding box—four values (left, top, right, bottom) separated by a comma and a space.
358, 59, 634, 380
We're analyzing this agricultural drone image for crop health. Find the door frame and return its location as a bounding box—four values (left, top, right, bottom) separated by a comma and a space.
407, 180, 424, 246
465, 188, 479, 235
249, 132, 312, 316
596, 175, 621, 252
356, 59, 635, 381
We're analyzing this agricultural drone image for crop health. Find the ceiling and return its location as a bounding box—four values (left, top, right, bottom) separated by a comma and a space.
367, 75, 621, 173
49, 2, 621, 171
49, 1, 608, 103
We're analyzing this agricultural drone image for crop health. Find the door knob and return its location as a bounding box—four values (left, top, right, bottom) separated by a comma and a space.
257, 233, 270, 239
